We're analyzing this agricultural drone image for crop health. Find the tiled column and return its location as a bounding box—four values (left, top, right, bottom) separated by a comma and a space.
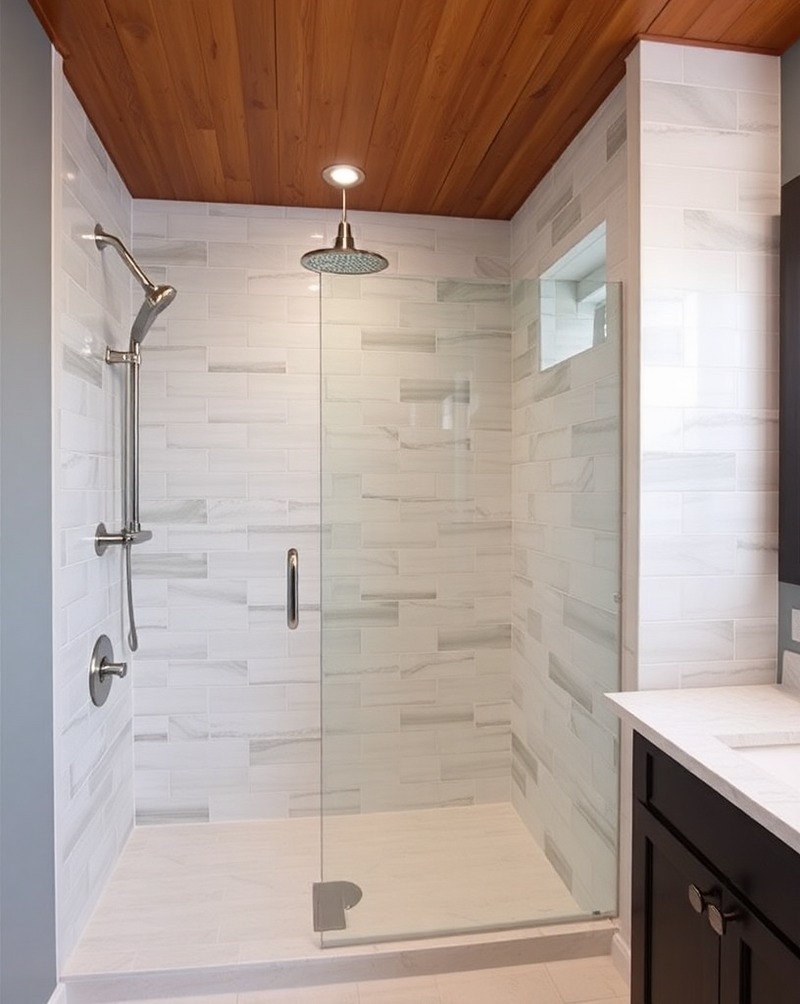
633, 41, 780, 690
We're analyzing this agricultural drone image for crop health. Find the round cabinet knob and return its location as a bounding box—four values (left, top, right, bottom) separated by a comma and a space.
687, 884, 711, 914
707, 903, 740, 936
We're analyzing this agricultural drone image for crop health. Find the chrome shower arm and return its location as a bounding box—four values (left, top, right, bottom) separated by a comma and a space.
94, 224, 154, 293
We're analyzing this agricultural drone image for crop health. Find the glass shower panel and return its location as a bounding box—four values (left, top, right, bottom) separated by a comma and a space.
318, 273, 622, 946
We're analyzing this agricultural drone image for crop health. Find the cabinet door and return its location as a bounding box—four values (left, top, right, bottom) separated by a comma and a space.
632, 801, 720, 1004
718, 890, 800, 1004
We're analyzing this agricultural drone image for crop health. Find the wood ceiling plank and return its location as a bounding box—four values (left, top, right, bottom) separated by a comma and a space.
232, 0, 280, 207
464, 0, 669, 219
106, 0, 207, 201
379, 0, 495, 215
424, 0, 577, 217
26, 0, 800, 217
191, 0, 254, 204
144, 0, 228, 203
445, 0, 623, 218
332, 0, 406, 211
274, 0, 319, 206
673, 0, 762, 42
299, 0, 360, 210
41, 0, 180, 201
724, 0, 800, 51
362, 0, 447, 210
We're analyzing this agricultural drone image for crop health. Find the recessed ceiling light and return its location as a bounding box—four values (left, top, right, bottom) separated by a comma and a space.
322, 164, 365, 189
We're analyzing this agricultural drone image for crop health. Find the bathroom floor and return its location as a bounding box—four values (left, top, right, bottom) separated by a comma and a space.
63, 803, 616, 1002
101, 955, 629, 1003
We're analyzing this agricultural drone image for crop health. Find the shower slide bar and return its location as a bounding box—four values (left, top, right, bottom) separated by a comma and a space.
93, 224, 177, 652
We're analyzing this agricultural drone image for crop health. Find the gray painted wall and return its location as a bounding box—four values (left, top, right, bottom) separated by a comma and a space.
780, 40, 800, 674
0, 0, 57, 1000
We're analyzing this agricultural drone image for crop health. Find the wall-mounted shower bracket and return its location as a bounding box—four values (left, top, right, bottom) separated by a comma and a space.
89, 634, 128, 707
106, 347, 140, 366
94, 522, 152, 556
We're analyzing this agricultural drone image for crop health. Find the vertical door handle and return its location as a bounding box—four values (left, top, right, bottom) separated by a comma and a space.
287, 548, 299, 629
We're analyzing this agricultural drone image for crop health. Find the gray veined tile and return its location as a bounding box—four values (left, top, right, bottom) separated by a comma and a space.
575, 797, 616, 854
132, 552, 209, 578
548, 651, 594, 712
571, 416, 619, 458
475, 256, 510, 278
437, 329, 512, 354
63, 343, 104, 387
544, 833, 573, 890
361, 328, 436, 353
141, 499, 208, 524
641, 80, 737, 130
438, 624, 512, 651
606, 113, 626, 160
511, 733, 539, 782
436, 280, 510, 303
572, 492, 619, 533
684, 209, 778, 254
511, 758, 527, 794
551, 196, 582, 245
399, 378, 470, 403
534, 364, 571, 402
400, 705, 474, 730
563, 597, 619, 654
322, 602, 400, 628
536, 181, 574, 234
132, 238, 208, 267
640, 451, 736, 492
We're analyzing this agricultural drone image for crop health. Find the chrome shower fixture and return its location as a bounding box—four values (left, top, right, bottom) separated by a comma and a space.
94, 225, 177, 343
301, 165, 388, 275
93, 223, 178, 652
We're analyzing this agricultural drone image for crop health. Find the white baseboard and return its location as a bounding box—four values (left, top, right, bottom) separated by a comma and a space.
47, 983, 67, 1004
610, 931, 631, 985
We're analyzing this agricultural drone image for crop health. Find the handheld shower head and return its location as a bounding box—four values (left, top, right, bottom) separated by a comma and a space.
94, 224, 177, 342
131, 283, 177, 343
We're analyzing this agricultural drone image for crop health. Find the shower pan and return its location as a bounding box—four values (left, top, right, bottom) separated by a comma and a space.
93, 224, 177, 651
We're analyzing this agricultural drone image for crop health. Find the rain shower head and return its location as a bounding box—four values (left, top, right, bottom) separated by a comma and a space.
130, 282, 177, 343
301, 165, 388, 276
301, 220, 389, 275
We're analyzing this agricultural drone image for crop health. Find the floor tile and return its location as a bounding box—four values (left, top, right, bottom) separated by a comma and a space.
437, 963, 562, 1004
546, 957, 629, 1002
357, 975, 442, 1004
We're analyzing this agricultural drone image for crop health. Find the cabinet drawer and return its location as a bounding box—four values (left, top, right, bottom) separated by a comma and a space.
634, 733, 800, 953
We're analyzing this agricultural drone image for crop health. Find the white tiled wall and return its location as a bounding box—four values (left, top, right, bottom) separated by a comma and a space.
632, 42, 780, 690
55, 74, 135, 965
509, 85, 627, 913
129, 204, 512, 820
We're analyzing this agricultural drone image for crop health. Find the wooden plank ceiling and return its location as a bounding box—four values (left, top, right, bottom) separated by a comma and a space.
28, 0, 800, 219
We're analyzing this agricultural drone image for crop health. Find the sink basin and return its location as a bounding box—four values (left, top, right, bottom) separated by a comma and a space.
722, 736, 800, 794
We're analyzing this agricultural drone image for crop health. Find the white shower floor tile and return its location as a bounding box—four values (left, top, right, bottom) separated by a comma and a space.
62, 804, 614, 1003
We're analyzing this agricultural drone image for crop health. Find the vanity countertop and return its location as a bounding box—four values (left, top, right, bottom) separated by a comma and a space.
606, 684, 800, 855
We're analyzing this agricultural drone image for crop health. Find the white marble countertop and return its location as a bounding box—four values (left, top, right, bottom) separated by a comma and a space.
606, 684, 800, 855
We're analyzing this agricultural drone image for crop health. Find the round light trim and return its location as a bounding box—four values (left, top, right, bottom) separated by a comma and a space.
322, 164, 365, 189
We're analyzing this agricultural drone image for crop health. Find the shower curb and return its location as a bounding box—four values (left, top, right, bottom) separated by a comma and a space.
61, 918, 616, 1003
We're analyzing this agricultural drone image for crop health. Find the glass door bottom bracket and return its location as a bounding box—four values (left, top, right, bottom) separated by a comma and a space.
312, 880, 364, 932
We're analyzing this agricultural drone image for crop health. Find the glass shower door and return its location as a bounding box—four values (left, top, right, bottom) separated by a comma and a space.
317, 270, 622, 946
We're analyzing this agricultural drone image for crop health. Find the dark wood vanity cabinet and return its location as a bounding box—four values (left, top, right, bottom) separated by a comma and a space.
632, 734, 800, 1004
